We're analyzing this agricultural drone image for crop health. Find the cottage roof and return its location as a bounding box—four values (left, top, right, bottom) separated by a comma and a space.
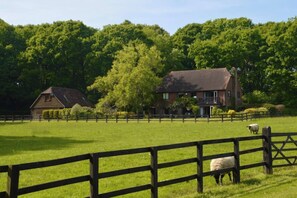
30, 87, 93, 108
157, 68, 232, 93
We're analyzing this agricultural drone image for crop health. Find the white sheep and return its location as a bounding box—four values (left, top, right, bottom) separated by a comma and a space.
210, 156, 235, 185
247, 123, 259, 134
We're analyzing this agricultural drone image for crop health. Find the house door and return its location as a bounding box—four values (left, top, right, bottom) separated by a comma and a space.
200, 107, 210, 117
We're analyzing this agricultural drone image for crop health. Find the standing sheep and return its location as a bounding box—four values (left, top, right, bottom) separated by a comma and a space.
247, 123, 259, 134
210, 156, 235, 185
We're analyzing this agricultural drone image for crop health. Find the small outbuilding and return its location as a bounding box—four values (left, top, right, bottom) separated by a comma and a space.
30, 87, 93, 119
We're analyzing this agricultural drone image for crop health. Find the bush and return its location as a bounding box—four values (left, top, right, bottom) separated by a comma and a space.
53, 110, 60, 119
115, 111, 136, 118
70, 104, 82, 118
211, 106, 224, 116
227, 109, 236, 117
48, 110, 54, 119
60, 108, 71, 119
191, 105, 200, 115
263, 103, 277, 115
243, 108, 258, 114
42, 110, 50, 119
275, 104, 285, 114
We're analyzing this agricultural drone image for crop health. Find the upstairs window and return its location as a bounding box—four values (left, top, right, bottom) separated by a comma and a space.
163, 93, 169, 100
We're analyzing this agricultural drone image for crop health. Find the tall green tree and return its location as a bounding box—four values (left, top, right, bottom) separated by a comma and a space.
0, 19, 24, 112
172, 23, 203, 70
262, 19, 297, 105
19, 20, 96, 93
88, 42, 163, 113
87, 21, 153, 79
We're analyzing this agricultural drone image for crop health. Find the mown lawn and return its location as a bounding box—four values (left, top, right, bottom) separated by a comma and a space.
0, 117, 297, 197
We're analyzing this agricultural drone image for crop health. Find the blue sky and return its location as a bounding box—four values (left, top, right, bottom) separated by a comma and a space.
1, 0, 296, 34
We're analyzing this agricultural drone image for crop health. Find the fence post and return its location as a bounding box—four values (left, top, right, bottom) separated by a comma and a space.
105, 115, 108, 123
90, 154, 99, 198
221, 114, 224, 122
233, 139, 240, 183
126, 114, 128, 123
197, 142, 203, 193
150, 148, 158, 198
170, 114, 173, 123
7, 165, 20, 198
116, 115, 118, 123
95, 114, 98, 123
262, 126, 273, 174
148, 114, 150, 123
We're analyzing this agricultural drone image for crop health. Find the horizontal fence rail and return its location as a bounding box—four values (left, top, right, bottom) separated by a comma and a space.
0, 127, 296, 197
0, 112, 270, 123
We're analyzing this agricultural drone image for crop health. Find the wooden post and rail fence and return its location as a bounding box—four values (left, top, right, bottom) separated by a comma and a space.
0, 127, 296, 197
0, 112, 270, 123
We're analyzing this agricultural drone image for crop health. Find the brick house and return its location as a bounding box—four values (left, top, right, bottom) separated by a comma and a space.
30, 87, 93, 119
156, 68, 242, 116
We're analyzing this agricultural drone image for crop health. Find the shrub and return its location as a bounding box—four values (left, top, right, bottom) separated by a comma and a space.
61, 108, 71, 119
257, 107, 268, 115
115, 111, 136, 118
48, 110, 54, 119
211, 106, 224, 116
227, 109, 236, 117
191, 105, 200, 115
263, 103, 277, 115
53, 110, 60, 119
275, 104, 285, 114
244, 108, 258, 114
70, 104, 82, 118
42, 110, 50, 119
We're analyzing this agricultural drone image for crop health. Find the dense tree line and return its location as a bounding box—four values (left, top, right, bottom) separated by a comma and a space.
0, 17, 296, 113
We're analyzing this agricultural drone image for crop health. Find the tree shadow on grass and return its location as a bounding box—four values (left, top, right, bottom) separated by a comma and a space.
0, 135, 94, 156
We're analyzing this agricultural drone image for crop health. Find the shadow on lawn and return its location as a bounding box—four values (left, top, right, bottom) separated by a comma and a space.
0, 135, 94, 156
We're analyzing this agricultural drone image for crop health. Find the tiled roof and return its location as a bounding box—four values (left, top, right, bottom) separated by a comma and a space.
32, 87, 93, 108
157, 68, 232, 93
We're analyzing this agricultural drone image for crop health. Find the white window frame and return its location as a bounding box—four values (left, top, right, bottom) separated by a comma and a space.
163, 93, 169, 100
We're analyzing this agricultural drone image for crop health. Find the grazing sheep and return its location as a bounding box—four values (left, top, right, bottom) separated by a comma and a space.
210, 156, 235, 185
247, 123, 259, 134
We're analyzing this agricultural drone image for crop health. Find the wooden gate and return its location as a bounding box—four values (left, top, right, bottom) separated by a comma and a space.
271, 133, 297, 168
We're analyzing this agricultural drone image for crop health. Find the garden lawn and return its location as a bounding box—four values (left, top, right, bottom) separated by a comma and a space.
0, 117, 297, 197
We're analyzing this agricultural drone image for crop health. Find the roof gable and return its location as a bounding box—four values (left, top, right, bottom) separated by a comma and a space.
157, 68, 232, 93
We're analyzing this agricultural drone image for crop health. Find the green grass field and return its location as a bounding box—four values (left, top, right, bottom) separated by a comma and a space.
0, 117, 297, 197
